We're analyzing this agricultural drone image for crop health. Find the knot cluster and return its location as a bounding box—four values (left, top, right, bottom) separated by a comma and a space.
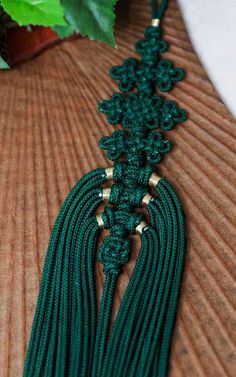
97, 25, 187, 275
100, 129, 172, 164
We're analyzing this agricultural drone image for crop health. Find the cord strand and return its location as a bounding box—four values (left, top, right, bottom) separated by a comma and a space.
152, 0, 168, 20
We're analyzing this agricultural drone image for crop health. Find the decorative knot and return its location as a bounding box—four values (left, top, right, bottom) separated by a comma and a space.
98, 93, 124, 125
123, 93, 163, 130
102, 207, 116, 229
161, 100, 187, 130
98, 91, 186, 135
145, 132, 172, 164
110, 224, 127, 237
145, 25, 162, 39
96, 22, 187, 274
110, 58, 138, 93
113, 161, 125, 181
135, 26, 168, 58
126, 213, 143, 233
98, 235, 130, 275
136, 64, 158, 95
113, 162, 153, 187
100, 129, 172, 165
129, 187, 147, 207
137, 166, 153, 186
155, 59, 185, 92
109, 184, 123, 204
99, 130, 126, 161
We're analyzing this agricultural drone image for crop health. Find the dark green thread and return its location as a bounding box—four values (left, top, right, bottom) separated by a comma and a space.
97, 4, 187, 275
23, 1, 186, 376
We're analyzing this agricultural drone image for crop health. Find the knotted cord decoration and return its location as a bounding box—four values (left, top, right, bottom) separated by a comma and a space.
23, 1, 187, 376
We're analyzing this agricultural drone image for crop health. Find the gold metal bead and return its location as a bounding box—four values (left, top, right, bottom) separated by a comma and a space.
96, 214, 104, 228
149, 173, 161, 187
102, 188, 111, 201
152, 18, 160, 27
142, 193, 152, 206
105, 167, 114, 180
136, 221, 148, 235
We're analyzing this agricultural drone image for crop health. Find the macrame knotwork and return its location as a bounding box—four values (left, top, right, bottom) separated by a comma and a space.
96, 20, 186, 278
23, 2, 187, 377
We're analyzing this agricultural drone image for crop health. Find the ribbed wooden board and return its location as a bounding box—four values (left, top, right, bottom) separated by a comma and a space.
0, 1, 235, 376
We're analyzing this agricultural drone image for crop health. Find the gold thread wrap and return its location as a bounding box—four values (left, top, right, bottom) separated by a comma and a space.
136, 221, 148, 235
105, 167, 114, 180
102, 188, 111, 201
142, 193, 153, 206
96, 214, 104, 228
152, 18, 160, 27
149, 173, 161, 187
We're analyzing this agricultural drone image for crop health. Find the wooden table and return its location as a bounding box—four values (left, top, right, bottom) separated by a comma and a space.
0, 1, 235, 376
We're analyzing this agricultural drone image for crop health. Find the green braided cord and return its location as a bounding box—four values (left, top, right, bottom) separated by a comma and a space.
100, 178, 183, 376
44, 203, 100, 377
23, 169, 106, 376
92, 273, 118, 376
23, 1, 187, 376
24, 168, 105, 367
109, 228, 159, 377
28, 206, 100, 376
126, 201, 167, 375
80, 220, 100, 376
140, 180, 180, 376
152, 0, 168, 20
156, 180, 185, 376
101, 228, 156, 377
69, 218, 99, 377
117, 205, 165, 376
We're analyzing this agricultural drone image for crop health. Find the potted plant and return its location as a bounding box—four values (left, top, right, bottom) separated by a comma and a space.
0, 0, 118, 68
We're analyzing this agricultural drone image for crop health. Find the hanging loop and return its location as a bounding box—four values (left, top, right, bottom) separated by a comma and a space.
151, 0, 168, 24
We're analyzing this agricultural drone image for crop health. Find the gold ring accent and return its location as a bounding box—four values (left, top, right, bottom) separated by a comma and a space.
152, 18, 160, 27
102, 188, 111, 201
96, 214, 104, 228
105, 167, 114, 180
136, 221, 148, 235
142, 193, 153, 206
149, 173, 161, 187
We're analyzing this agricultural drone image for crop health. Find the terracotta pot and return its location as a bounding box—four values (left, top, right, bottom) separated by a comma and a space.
7, 26, 63, 66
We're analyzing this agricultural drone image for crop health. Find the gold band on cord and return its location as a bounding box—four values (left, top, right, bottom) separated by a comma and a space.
152, 18, 160, 27
136, 221, 148, 235
142, 193, 153, 206
149, 173, 161, 187
96, 214, 104, 228
105, 167, 114, 180
102, 188, 111, 201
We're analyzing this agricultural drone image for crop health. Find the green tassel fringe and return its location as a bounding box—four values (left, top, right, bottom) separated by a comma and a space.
23, 169, 185, 377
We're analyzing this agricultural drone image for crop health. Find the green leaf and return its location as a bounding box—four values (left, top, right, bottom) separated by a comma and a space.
0, 56, 9, 69
1, 0, 67, 27
60, 0, 118, 47
53, 24, 75, 39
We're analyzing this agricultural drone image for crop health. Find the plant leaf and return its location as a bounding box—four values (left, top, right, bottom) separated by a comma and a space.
1, 0, 67, 26
53, 24, 75, 39
60, 0, 118, 47
0, 56, 9, 69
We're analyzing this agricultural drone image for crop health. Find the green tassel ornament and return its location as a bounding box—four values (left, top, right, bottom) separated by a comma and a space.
23, 1, 187, 376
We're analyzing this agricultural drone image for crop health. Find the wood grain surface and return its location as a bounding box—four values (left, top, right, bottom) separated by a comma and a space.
0, 1, 236, 376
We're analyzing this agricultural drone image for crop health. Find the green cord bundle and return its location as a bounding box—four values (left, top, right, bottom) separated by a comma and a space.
23, 1, 187, 376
